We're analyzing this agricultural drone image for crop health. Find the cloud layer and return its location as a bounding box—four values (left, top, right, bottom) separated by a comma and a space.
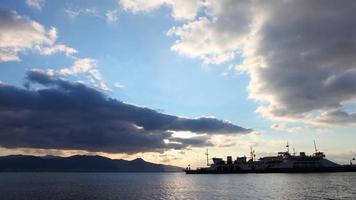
123, 0, 356, 125
240, 0, 356, 125
0, 71, 250, 153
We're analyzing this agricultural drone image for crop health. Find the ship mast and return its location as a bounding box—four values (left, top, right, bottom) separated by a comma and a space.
250, 147, 255, 161
205, 148, 209, 166
250, 147, 253, 161
286, 141, 290, 153
313, 140, 318, 153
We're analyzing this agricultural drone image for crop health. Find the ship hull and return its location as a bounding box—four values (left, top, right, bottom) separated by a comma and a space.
185, 166, 356, 174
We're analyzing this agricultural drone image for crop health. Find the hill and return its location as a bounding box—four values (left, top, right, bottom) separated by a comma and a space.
0, 155, 183, 172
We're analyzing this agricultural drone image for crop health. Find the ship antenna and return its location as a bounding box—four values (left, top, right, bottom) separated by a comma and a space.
286, 141, 290, 153
250, 146, 254, 161
313, 140, 318, 153
205, 148, 209, 166
293, 148, 296, 156
253, 149, 256, 161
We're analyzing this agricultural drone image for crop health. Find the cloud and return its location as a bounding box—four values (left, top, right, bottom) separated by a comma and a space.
94, 82, 110, 91
122, 0, 356, 125
0, 8, 76, 62
238, 0, 356, 125
314, 110, 356, 125
25, 0, 45, 10
120, 0, 202, 20
65, 6, 99, 18
167, 0, 252, 64
114, 81, 125, 89
46, 58, 109, 91
271, 124, 304, 134
38, 44, 77, 57
59, 58, 95, 75
0, 71, 250, 154
106, 9, 119, 24
156, 150, 186, 163
65, 5, 116, 23
120, 0, 167, 13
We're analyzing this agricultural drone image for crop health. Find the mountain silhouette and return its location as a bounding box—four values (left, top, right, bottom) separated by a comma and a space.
0, 155, 182, 172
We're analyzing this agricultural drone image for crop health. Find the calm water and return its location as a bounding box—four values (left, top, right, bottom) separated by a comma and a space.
0, 172, 355, 200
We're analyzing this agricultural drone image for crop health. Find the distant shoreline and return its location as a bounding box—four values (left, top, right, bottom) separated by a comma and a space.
0, 170, 184, 173
0, 155, 183, 173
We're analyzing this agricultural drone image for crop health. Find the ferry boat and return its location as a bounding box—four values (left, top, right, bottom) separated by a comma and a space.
185, 142, 356, 174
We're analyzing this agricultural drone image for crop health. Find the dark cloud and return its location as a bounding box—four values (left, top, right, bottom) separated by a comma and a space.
0, 71, 250, 153
250, 0, 356, 122
164, 0, 356, 125
238, 0, 356, 124
315, 110, 356, 125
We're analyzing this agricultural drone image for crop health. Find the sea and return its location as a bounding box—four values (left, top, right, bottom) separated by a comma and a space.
0, 172, 355, 200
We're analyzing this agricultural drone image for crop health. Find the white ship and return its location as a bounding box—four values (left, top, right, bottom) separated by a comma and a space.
185, 142, 356, 174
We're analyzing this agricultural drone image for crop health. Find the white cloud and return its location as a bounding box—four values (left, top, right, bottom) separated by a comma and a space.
167, 17, 235, 64
168, 0, 202, 21
120, 0, 166, 13
25, 0, 45, 10
59, 58, 95, 75
94, 82, 110, 91
0, 9, 76, 62
59, 58, 109, 91
106, 9, 119, 24
37, 44, 77, 57
166, 0, 252, 64
114, 81, 125, 89
65, 7, 99, 18
120, 0, 202, 20
36, 58, 109, 91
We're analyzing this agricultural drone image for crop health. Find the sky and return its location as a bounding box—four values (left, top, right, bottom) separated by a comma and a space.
0, 0, 355, 167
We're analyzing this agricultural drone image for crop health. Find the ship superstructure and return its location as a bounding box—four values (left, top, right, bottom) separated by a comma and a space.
185, 142, 356, 174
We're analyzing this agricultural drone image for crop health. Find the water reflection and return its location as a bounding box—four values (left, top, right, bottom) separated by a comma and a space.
0, 172, 355, 200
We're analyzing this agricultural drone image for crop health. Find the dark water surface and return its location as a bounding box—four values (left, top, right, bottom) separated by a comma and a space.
0, 172, 355, 200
